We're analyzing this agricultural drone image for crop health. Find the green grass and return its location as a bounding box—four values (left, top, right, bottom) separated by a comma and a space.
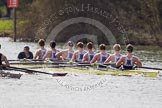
0, 20, 13, 30
0, 19, 29, 33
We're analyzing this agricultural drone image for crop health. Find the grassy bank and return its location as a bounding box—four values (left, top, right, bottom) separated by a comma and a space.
0, 20, 13, 33
0, 19, 29, 36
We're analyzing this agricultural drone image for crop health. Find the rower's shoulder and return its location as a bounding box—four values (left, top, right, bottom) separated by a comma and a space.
83, 50, 87, 53
120, 55, 126, 59
94, 53, 100, 57
46, 50, 52, 54
58, 50, 68, 54
18, 51, 25, 55
1, 54, 7, 59
109, 54, 114, 57
132, 56, 140, 60
35, 49, 41, 53
62, 50, 69, 52
74, 50, 79, 54
36, 48, 46, 52
83, 52, 88, 56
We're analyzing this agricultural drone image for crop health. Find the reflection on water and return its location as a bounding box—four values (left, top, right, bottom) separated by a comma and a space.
0, 37, 162, 108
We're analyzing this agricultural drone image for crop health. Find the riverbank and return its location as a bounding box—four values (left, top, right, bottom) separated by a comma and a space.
0, 19, 29, 39
1, 0, 162, 46
0, 18, 162, 46
1, 34, 162, 47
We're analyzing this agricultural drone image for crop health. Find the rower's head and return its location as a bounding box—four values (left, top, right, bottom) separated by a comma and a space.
99, 44, 106, 50
24, 46, 30, 53
67, 41, 74, 48
50, 41, 56, 49
113, 44, 121, 52
99, 44, 106, 53
87, 42, 93, 50
77, 42, 84, 50
126, 44, 133, 53
38, 39, 45, 47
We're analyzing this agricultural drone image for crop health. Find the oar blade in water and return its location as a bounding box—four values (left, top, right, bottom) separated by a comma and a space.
0, 72, 22, 79
7, 73, 22, 79
52, 73, 68, 77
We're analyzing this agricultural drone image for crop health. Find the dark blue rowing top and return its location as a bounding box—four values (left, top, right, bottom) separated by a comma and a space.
17, 52, 33, 59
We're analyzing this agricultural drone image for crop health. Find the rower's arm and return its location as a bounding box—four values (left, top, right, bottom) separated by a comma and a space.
56, 51, 63, 60
104, 55, 112, 63
42, 51, 50, 61
134, 57, 142, 67
116, 57, 124, 67
90, 54, 97, 63
70, 52, 77, 62
34, 50, 40, 59
2, 55, 10, 66
82, 53, 88, 62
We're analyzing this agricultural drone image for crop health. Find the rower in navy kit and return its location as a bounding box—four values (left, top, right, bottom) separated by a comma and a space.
90, 44, 109, 64
116, 44, 142, 69
34, 39, 47, 60
104, 44, 122, 67
42, 41, 59, 61
71, 42, 86, 62
82, 42, 95, 63
17, 46, 33, 59
56, 41, 74, 61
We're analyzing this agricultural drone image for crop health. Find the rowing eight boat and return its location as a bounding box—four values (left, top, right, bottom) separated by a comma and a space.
9, 63, 160, 77
46, 66, 159, 77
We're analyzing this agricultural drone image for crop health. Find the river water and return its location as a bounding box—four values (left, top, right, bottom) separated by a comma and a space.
0, 37, 162, 108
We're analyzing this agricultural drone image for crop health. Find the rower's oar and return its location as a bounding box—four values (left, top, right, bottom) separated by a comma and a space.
6, 66, 67, 77
65, 62, 115, 67
140, 66, 162, 71
9, 60, 91, 65
9, 59, 43, 62
92, 63, 116, 67
9, 60, 71, 65
10, 61, 68, 65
